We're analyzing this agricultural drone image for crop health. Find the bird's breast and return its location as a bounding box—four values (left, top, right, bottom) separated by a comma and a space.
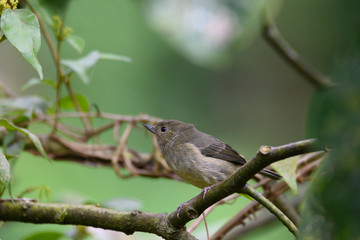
162, 142, 237, 188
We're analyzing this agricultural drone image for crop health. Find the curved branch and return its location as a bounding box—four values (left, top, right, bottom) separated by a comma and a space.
242, 185, 298, 236
0, 199, 197, 240
168, 139, 322, 228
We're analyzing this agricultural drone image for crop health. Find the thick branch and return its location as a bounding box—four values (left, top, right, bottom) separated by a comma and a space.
168, 139, 321, 228
0, 199, 197, 240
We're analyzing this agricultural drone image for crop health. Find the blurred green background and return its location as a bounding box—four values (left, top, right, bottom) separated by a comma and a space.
0, 0, 358, 239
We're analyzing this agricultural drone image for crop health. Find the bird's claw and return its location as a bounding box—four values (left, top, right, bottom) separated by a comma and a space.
202, 184, 215, 200
177, 202, 186, 218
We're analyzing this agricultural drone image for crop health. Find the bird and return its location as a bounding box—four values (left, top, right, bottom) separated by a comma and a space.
144, 120, 281, 189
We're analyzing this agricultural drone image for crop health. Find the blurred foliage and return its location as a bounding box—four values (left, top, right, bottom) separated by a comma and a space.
300, 52, 360, 239
61, 50, 131, 84
22, 231, 64, 240
38, 0, 71, 18
143, 0, 283, 67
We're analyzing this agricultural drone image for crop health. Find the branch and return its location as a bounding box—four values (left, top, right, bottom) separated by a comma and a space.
262, 13, 332, 89
211, 151, 324, 239
0, 127, 178, 180
211, 200, 260, 240
273, 194, 300, 226
242, 185, 298, 235
168, 139, 321, 228
0, 200, 197, 240
0, 139, 322, 239
37, 112, 161, 123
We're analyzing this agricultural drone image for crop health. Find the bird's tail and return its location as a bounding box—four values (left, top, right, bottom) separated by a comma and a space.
259, 168, 282, 180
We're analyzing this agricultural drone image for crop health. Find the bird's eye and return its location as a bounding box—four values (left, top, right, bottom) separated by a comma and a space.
161, 126, 167, 132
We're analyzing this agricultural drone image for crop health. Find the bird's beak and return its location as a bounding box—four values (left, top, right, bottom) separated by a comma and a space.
143, 124, 156, 134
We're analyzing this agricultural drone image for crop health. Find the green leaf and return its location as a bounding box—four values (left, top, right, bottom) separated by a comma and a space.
66, 35, 85, 54
0, 119, 49, 161
0, 150, 11, 197
272, 156, 298, 195
61, 50, 131, 84
3, 132, 25, 156
0, 96, 48, 120
22, 78, 56, 91
99, 52, 132, 62
59, 94, 89, 112
1, 9, 43, 79
22, 231, 64, 240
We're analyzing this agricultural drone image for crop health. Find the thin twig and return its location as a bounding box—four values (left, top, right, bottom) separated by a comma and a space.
262, 11, 332, 89
273, 195, 300, 226
242, 185, 298, 236
37, 112, 161, 123
26, 1, 67, 134
111, 123, 134, 178
203, 212, 210, 240
83, 121, 115, 141
64, 80, 93, 135
211, 201, 260, 240
26, 2, 93, 135
113, 121, 121, 142
188, 194, 239, 233
297, 151, 326, 168
44, 119, 83, 141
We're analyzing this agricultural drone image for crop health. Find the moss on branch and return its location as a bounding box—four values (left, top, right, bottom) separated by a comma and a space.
0, 199, 197, 240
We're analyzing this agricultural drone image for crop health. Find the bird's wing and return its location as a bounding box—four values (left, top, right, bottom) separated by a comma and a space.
198, 140, 247, 165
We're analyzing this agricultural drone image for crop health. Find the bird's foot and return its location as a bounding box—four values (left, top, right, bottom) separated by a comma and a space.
202, 184, 216, 200
177, 202, 186, 218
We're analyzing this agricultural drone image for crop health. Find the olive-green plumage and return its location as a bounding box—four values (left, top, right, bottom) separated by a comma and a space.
144, 120, 281, 189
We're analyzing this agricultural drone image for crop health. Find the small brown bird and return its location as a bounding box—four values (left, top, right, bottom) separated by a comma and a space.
144, 120, 281, 189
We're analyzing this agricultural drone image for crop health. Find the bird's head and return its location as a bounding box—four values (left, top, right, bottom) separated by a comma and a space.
144, 120, 195, 148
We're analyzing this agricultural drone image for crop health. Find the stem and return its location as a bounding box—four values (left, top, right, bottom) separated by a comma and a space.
25, 0, 65, 134
211, 201, 260, 240
111, 123, 134, 178
64, 79, 93, 134
273, 195, 300, 226
242, 185, 298, 236
37, 112, 161, 122
203, 212, 210, 240
25, 1, 93, 135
